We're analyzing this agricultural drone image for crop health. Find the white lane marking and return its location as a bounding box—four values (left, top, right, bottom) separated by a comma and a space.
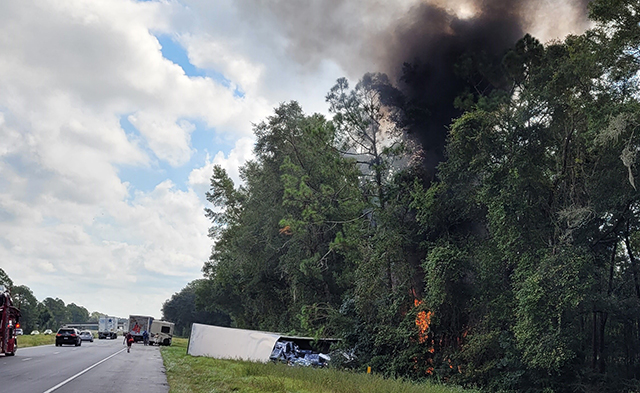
53, 352, 60, 355
17, 344, 55, 350
42, 348, 126, 393
22, 358, 32, 362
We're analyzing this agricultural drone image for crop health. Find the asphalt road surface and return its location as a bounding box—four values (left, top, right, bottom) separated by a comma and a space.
0, 337, 169, 393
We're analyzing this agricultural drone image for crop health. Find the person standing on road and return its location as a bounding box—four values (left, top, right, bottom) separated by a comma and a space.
142, 330, 149, 346
124, 332, 134, 353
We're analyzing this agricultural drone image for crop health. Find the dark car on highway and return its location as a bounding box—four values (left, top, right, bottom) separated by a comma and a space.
55, 328, 82, 346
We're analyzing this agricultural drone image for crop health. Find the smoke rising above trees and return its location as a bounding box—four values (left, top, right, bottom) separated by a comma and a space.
236, 0, 593, 173
236, 0, 592, 75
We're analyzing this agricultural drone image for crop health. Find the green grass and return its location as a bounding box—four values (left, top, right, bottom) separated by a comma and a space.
17, 334, 55, 348
161, 338, 476, 393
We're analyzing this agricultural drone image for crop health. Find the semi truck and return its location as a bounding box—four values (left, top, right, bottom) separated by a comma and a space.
128, 315, 153, 343
149, 320, 174, 346
98, 316, 118, 339
0, 285, 20, 357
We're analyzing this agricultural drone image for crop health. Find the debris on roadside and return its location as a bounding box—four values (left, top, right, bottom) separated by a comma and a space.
269, 340, 331, 367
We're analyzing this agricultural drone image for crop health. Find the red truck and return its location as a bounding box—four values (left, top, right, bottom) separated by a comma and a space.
0, 285, 21, 357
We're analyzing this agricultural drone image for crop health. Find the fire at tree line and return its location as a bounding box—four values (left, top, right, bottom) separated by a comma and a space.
4, 1, 640, 391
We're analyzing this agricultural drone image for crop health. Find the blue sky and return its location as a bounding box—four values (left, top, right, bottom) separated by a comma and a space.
117, 114, 236, 194
157, 35, 209, 79
116, 35, 241, 194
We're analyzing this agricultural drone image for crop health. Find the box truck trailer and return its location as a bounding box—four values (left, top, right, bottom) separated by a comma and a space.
128, 315, 153, 342
98, 316, 118, 339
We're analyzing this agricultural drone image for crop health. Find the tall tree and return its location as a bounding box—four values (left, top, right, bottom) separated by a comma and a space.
11, 285, 38, 333
41, 298, 70, 330
66, 303, 89, 323
0, 268, 13, 289
36, 304, 53, 331
202, 102, 364, 335
162, 279, 230, 337
324, 74, 429, 376
88, 311, 103, 323
326, 73, 407, 209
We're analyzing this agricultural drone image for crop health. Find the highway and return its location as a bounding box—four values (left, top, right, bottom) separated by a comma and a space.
0, 337, 169, 393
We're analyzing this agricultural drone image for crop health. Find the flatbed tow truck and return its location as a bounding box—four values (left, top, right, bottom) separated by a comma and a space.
0, 285, 21, 357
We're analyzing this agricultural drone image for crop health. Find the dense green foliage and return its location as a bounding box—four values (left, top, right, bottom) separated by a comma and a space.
184, 1, 640, 391
162, 279, 231, 337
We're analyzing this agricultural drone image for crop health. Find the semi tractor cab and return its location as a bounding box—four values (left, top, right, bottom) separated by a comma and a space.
149, 320, 174, 346
0, 285, 21, 357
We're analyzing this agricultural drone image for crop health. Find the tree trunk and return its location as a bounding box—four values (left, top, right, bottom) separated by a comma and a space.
609, 242, 617, 296
624, 226, 640, 300
592, 310, 598, 370
598, 312, 607, 373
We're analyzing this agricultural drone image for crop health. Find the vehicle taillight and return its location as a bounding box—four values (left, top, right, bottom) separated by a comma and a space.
56, 334, 61, 337
70, 334, 76, 337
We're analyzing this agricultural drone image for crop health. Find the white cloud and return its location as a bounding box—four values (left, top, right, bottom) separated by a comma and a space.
180, 33, 265, 95
128, 113, 195, 166
189, 137, 255, 196
0, 0, 269, 317
0, 178, 209, 317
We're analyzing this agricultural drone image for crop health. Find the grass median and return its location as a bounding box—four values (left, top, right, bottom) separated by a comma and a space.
161, 337, 476, 393
17, 334, 55, 348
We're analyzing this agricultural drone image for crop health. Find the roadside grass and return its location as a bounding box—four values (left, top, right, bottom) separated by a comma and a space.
161, 337, 476, 393
17, 334, 55, 348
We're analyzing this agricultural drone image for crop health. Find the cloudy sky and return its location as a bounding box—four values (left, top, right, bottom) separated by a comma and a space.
0, 0, 589, 320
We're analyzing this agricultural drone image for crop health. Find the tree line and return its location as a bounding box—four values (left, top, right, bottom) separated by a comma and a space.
1, 268, 107, 333
166, 1, 639, 391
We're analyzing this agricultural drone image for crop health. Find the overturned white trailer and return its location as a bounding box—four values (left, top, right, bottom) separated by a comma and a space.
187, 323, 338, 364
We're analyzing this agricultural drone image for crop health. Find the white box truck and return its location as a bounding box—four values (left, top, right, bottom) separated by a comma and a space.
149, 320, 174, 346
128, 315, 153, 343
98, 316, 118, 339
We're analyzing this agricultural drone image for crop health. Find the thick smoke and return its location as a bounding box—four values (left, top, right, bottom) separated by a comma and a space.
381, 1, 526, 168
375, 0, 592, 168
236, 0, 592, 169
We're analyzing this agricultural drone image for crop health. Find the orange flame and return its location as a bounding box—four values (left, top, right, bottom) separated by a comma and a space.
415, 310, 433, 344
279, 225, 292, 235
413, 296, 437, 376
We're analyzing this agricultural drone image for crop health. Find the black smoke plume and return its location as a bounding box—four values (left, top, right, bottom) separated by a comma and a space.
377, 0, 592, 171
237, 0, 592, 170
387, 2, 525, 169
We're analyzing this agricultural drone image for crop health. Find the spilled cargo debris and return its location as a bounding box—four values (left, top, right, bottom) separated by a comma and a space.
269, 340, 331, 367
